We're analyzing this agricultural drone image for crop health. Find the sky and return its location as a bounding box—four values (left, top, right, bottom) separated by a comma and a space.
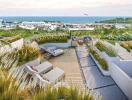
0, 0, 132, 16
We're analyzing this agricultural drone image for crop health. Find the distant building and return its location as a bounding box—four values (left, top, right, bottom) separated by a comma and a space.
65, 24, 95, 31
19, 21, 46, 30
115, 24, 126, 29
103, 24, 114, 29
0, 19, 4, 27
21, 21, 45, 26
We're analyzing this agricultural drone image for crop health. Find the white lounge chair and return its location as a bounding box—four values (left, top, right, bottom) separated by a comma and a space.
24, 61, 53, 74
42, 46, 64, 57
34, 61, 53, 74
43, 67, 65, 83
24, 65, 38, 75
53, 49, 64, 56
34, 73, 50, 85
33, 67, 65, 84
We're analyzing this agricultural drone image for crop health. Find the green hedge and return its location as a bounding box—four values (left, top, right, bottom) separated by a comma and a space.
31, 35, 68, 44
89, 48, 108, 70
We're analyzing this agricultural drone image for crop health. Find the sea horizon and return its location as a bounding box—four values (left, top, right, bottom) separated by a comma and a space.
0, 16, 132, 23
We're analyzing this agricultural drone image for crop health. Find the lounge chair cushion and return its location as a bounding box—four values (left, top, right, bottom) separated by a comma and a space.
26, 59, 40, 67
43, 67, 65, 83
43, 46, 64, 56
34, 61, 53, 74
53, 49, 64, 56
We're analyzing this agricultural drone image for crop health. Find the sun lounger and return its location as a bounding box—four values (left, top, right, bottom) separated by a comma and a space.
24, 65, 38, 74
24, 61, 53, 74
41, 46, 64, 57
53, 49, 64, 56
34, 73, 50, 85
43, 67, 65, 83
33, 67, 65, 84
34, 61, 53, 74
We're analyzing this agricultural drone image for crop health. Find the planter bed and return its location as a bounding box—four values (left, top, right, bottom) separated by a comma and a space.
89, 48, 110, 76
90, 54, 110, 76
95, 41, 117, 57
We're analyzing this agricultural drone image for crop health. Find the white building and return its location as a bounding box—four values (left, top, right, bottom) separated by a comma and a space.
66, 24, 95, 31
115, 24, 131, 29
0, 19, 3, 27
19, 21, 46, 30
21, 21, 45, 26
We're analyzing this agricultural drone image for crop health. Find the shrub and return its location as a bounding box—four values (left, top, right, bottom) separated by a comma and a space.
89, 48, 108, 70
95, 41, 117, 57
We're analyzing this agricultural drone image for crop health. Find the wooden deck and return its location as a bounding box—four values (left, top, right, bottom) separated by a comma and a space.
49, 48, 85, 89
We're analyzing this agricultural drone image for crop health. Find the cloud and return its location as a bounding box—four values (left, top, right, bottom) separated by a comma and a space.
0, 0, 132, 16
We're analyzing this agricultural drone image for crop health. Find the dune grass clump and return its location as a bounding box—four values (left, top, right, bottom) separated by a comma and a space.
4, 35, 21, 43
9, 45, 39, 66
120, 41, 132, 52
32, 86, 93, 100
0, 74, 94, 100
89, 48, 108, 70
0, 70, 29, 100
95, 41, 117, 57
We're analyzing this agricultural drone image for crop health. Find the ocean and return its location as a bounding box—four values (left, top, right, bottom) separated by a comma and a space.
0, 16, 130, 23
